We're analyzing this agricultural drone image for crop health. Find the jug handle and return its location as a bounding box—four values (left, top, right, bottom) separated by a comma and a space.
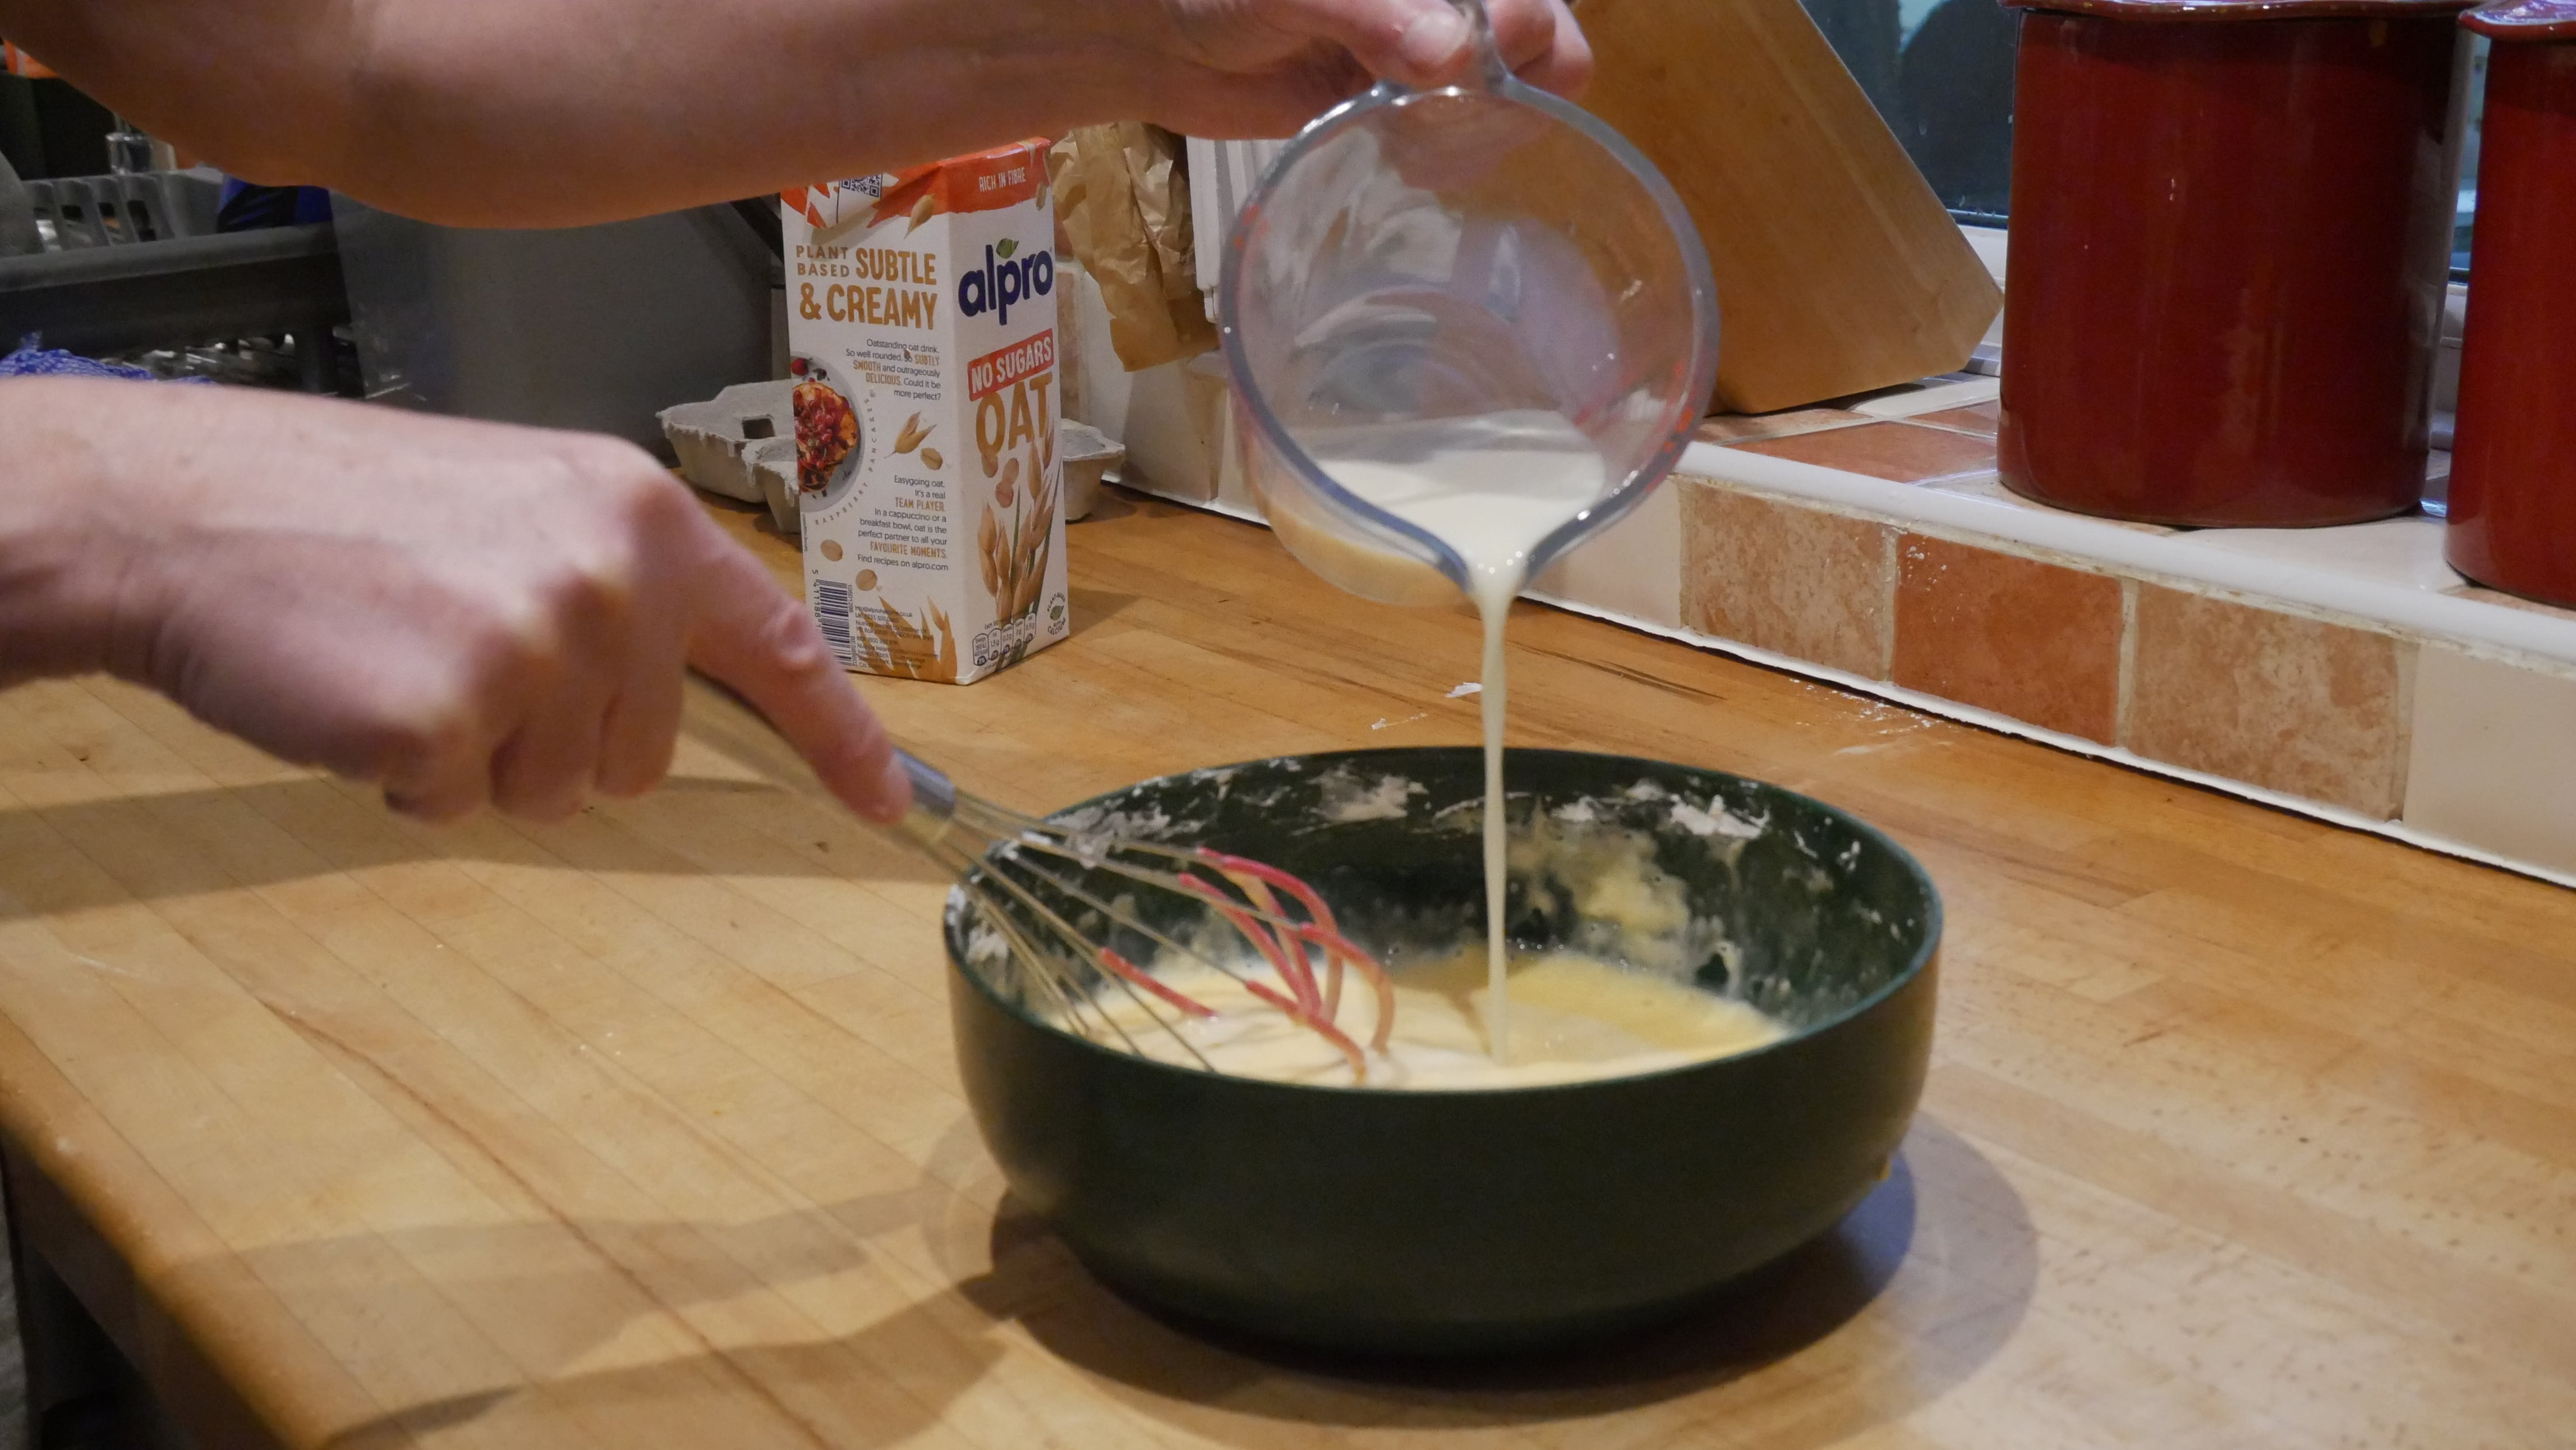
1451, 0, 1512, 90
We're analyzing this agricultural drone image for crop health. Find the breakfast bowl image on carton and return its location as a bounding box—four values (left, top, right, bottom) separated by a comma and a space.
943, 746, 1942, 1355
785, 139, 1069, 685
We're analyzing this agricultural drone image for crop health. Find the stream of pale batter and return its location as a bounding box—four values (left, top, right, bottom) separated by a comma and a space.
1045, 411, 1797, 1085
1310, 411, 1609, 1063
1480, 598, 1510, 1059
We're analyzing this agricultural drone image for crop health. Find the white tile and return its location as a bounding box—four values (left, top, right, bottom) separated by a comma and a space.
1961, 223, 2008, 284
1528, 481, 1681, 628
1961, 221, 2009, 354
1852, 377, 2002, 419
1203, 365, 1267, 520
2403, 647, 2576, 878
1062, 261, 1217, 502
1922, 476, 2173, 535
2178, 516, 2464, 594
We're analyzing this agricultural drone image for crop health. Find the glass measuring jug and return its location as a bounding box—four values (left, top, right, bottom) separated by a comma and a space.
1217, 0, 1721, 607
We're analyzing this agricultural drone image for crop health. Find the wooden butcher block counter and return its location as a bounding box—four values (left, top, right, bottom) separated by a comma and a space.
0, 492, 2569, 1449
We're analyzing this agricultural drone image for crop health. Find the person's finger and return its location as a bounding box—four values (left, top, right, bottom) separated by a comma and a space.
594, 625, 686, 799
684, 541, 910, 823
1510, 0, 1591, 97
487, 548, 634, 819
381, 731, 498, 823
489, 668, 614, 820
1483, 0, 1554, 72
594, 552, 688, 799
367, 645, 514, 823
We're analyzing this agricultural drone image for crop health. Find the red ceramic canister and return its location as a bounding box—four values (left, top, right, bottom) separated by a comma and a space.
1998, 0, 2469, 526
2445, 0, 2576, 605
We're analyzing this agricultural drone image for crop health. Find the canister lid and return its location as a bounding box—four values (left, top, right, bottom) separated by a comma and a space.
2463, 0, 2576, 39
2004, 0, 2469, 18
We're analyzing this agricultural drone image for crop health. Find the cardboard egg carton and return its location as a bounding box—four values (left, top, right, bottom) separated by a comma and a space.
659, 379, 802, 534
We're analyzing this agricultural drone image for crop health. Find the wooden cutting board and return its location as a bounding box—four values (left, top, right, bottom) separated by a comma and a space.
1573, 0, 2004, 412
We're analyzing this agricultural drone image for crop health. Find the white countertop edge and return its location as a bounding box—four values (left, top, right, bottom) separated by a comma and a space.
1527, 588, 2576, 894
1676, 441, 2576, 674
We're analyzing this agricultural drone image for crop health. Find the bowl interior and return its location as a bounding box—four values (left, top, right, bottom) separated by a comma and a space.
946, 747, 1938, 1064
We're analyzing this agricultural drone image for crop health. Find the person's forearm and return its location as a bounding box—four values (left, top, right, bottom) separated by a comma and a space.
0, 0, 1157, 227
0, 0, 1584, 228
0, 382, 153, 685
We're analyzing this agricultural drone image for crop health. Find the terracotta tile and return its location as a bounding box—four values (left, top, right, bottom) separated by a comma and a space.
2127, 585, 2412, 818
1916, 402, 2001, 437
1730, 421, 1998, 485
1694, 408, 1870, 447
1680, 481, 1893, 678
1891, 535, 2124, 742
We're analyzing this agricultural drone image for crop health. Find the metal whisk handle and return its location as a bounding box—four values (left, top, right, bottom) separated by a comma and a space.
895, 749, 961, 848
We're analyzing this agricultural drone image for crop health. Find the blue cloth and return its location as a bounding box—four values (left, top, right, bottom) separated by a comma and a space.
0, 337, 212, 382
216, 180, 333, 232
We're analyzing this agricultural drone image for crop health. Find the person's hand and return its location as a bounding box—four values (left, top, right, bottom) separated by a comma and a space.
1142, 0, 1593, 139
1, 379, 909, 825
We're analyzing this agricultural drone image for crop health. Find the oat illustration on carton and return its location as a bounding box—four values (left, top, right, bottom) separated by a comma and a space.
784, 139, 1069, 684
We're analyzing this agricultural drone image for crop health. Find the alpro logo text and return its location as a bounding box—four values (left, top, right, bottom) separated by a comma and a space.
956, 238, 1054, 327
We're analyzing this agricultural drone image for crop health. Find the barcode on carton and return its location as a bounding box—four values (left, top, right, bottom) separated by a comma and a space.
811, 579, 857, 667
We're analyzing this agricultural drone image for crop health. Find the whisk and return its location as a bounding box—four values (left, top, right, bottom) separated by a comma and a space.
893, 751, 1400, 1081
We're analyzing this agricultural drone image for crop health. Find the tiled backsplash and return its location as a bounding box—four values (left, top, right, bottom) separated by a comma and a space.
1540, 376, 2576, 887
1099, 364, 2576, 889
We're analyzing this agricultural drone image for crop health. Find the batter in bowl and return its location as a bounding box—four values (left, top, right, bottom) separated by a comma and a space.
1043, 800, 1785, 1089
1085, 947, 1786, 1090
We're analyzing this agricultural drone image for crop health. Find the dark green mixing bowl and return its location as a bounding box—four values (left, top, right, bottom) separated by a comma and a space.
942, 747, 1940, 1355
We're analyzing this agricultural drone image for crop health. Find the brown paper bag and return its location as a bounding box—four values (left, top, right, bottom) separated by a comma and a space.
1051, 124, 1217, 373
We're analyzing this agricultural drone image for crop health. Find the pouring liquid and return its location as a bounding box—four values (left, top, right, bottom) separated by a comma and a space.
1309, 410, 1607, 1062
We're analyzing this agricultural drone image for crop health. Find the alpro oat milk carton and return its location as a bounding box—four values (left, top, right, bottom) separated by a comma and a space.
784, 139, 1066, 683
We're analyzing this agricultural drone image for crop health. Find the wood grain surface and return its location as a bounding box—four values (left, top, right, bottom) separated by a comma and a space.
0, 491, 2569, 1449
1572, 0, 2003, 412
